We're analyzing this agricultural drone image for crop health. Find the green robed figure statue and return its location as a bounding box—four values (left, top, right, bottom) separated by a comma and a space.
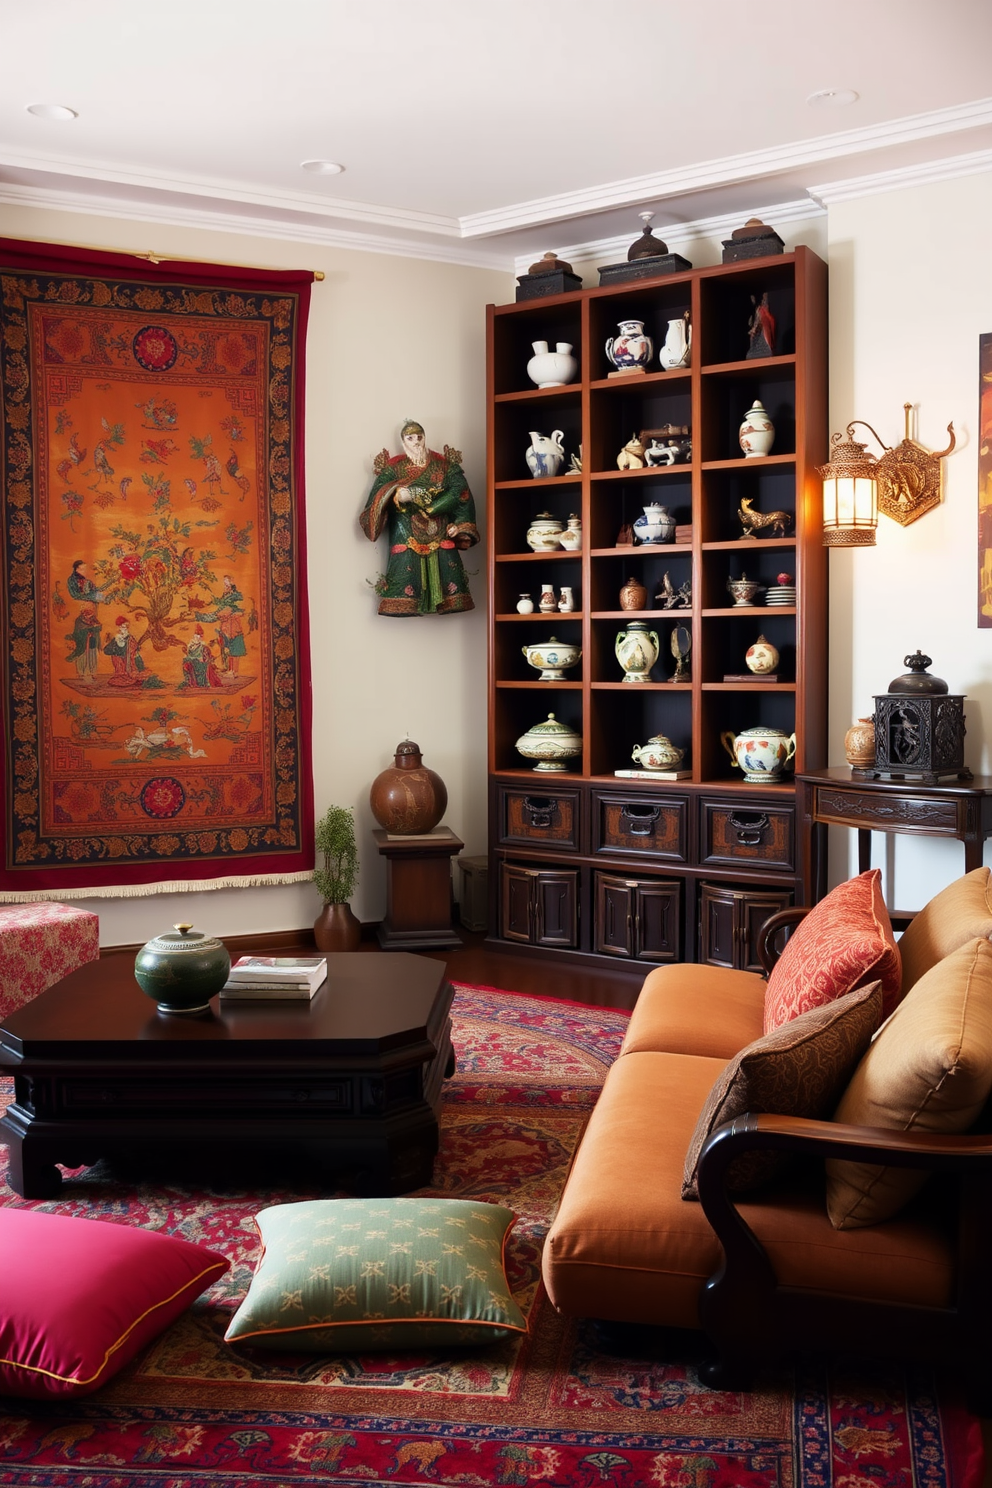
360, 420, 480, 616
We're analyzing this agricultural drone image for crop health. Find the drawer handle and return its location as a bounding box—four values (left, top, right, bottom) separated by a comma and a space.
620, 804, 661, 837
728, 811, 770, 846
523, 796, 559, 829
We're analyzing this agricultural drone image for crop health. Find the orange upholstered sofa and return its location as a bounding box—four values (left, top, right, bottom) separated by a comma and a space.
542, 868, 992, 1402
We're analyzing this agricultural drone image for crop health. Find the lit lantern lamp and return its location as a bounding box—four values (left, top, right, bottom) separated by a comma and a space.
818, 425, 879, 547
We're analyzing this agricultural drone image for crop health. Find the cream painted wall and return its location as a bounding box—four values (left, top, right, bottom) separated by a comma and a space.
826, 170, 992, 907
0, 205, 513, 945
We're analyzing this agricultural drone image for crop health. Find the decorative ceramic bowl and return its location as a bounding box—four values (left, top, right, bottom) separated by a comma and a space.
134, 923, 231, 1014
522, 637, 581, 681
727, 576, 763, 607
515, 713, 582, 772
630, 734, 684, 770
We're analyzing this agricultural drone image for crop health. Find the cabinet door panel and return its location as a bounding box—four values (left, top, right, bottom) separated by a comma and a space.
595, 875, 634, 958
535, 870, 579, 948
699, 884, 738, 969
635, 880, 681, 963
740, 889, 793, 975
500, 863, 535, 944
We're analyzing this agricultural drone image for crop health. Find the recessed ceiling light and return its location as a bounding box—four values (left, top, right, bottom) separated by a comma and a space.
300, 159, 344, 175
26, 103, 78, 121
806, 89, 859, 107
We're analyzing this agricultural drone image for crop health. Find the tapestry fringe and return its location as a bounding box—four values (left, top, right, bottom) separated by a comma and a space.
0, 872, 315, 903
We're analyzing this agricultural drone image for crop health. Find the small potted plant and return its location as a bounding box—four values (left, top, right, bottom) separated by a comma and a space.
312, 805, 361, 952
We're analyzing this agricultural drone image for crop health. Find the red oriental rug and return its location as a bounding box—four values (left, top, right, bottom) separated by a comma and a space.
0, 984, 983, 1487
0, 238, 314, 898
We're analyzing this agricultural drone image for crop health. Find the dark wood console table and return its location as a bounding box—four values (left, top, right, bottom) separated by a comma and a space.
798, 768, 992, 903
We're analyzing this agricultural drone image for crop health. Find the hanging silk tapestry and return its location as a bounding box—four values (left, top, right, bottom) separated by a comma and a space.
0, 238, 314, 898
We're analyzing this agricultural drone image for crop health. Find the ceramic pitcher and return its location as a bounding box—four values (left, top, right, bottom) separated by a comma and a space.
658, 312, 691, 370
605, 319, 653, 374
525, 431, 566, 479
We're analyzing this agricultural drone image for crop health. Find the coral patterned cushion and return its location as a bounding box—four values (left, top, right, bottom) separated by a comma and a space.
763, 869, 901, 1033
0, 902, 99, 1022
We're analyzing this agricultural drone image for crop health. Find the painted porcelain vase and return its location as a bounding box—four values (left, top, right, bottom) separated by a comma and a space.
738, 400, 776, 458
515, 713, 583, 772
721, 726, 796, 783
557, 514, 582, 550
134, 923, 231, 1015
745, 635, 780, 675
526, 340, 578, 389
516, 593, 535, 614
633, 503, 676, 544
658, 313, 692, 370
605, 319, 653, 374
630, 734, 685, 770
521, 636, 581, 681
525, 430, 566, 479
615, 620, 660, 683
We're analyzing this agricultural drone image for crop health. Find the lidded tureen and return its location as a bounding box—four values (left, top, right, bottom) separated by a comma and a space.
515, 713, 582, 772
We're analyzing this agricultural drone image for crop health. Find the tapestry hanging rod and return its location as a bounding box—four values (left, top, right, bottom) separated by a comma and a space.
129, 249, 324, 280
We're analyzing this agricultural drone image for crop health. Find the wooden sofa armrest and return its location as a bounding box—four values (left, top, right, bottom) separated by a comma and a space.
755, 907, 811, 975
694, 1113, 992, 1399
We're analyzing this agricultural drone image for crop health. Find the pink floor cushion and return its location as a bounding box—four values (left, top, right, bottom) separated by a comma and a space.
0, 1208, 228, 1399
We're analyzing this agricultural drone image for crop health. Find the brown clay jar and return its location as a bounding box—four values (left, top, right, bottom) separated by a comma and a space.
844, 717, 876, 770
369, 740, 447, 834
313, 901, 361, 952
619, 576, 647, 611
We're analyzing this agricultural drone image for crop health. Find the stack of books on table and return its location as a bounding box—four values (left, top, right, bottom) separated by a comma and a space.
219, 956, 327, 1001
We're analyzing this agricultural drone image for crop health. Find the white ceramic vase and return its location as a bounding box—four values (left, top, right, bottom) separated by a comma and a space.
745, 635, 780, 674
739, 400, 775, 458
615, 621, 660, 683
558, 514, 582, 551
658, 313, 692, 370
526, 340, 578, 389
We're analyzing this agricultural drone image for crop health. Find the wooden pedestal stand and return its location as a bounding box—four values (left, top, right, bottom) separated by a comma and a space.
373, 826, 464, 950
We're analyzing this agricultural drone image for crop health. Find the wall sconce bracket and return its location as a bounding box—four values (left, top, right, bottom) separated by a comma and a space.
875, 404, 956, 527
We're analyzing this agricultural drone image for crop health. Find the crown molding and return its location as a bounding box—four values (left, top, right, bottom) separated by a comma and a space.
461, 97, 992, 237
520, 197, 826, 275
807, 146, 992, 206
0, 182, 513, 272
0, 146, 461, 237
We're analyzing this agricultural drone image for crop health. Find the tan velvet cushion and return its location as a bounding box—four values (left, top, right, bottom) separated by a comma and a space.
826, 937, 992, 1230
764, 869, 901, 1032
681, 981, 883, 1199
541, 1050, 955, 1332
897, 866, 992, 993
621, 963, 766, 1061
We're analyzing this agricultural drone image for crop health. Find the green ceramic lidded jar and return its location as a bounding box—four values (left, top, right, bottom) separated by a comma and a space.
134, 922, 231, 1015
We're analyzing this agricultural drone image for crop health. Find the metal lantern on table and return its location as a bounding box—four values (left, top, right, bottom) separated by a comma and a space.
868, 652, 970, 783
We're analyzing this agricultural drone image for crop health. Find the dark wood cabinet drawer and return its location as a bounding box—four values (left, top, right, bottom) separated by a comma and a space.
594, 792, 688, 861
700, 798, 795, 871
499, 787, 581, 850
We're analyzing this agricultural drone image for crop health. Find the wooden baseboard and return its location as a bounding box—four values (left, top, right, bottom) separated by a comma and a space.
99, 924, 374, 959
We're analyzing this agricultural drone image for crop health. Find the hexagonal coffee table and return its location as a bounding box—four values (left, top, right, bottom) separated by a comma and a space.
0, 951, 454, 1199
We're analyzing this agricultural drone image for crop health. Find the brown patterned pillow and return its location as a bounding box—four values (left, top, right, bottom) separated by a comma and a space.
682, 980, 883, 1199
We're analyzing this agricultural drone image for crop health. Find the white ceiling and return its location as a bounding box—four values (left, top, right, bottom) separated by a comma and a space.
1, 0, 990, 269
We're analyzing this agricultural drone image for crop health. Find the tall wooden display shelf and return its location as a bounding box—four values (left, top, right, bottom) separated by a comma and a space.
486, 246, 828, 972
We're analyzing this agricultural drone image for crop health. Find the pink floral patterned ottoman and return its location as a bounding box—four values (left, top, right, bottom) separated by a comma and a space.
0, 903, 99, 1023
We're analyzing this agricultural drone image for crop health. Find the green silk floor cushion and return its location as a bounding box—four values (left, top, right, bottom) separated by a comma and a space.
225, 1197, 527, 1351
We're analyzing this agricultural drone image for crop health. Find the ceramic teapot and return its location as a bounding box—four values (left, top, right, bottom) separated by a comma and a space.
631, 734, 685, 770
721, 726, 796, 783
525, 430, 566, 479
658, 312, 692, 371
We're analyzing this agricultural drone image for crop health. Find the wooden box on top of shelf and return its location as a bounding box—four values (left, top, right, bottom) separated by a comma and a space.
486, 246, 828, 972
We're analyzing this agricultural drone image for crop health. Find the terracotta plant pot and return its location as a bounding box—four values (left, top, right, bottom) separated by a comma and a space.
369, 740, 447, 834
313, 901, 361, 953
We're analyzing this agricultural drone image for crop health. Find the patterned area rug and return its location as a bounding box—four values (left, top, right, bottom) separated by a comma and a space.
0, 984, 983, 1487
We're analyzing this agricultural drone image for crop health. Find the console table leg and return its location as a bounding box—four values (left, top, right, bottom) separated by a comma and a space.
858, 828, 871, 874
6, 1140, 63, 1200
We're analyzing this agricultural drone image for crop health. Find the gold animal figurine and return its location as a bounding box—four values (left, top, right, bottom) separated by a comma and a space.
738, 495, 792, 539
616, 434, 646, 471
